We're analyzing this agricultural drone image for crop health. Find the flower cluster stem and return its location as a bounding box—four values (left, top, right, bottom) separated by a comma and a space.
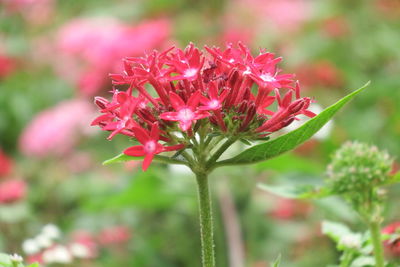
196, 172, 216, 267
339, 250, 353, 267
369, 220, 385, 267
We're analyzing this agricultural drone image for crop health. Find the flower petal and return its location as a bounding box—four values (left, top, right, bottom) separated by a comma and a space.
160, 112, 180, 121
150, 122, 159, 140
124, 146, 145, 157
132, 127, 150, 144
169, 91, 185, 111
142, 153, 155, 171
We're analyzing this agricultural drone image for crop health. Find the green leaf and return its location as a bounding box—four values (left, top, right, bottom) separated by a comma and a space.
258, 183, 331, 199
385, 172, 400, 185
215, 82, 370, 167
103, 153, 187, 166
271, 254, 281, 267
322, 220, 353, 243
350, 256, 375, 267
103, 153, 143, 165
255, 153, 324, 174
27, 264, 40, 267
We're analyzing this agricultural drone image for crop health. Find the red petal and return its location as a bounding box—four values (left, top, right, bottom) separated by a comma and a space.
163, 144, 185, 152
187, 91, 201, 108
132, 127, 150, 144
142, 153, 155, 171
179, 121, 192, 131
160, 112, 180, 121
282, 90, 293, 108
150, 122, 160, 140
124, 146, 145, 157
169, 92, 185, 110
193, 111, 211, 120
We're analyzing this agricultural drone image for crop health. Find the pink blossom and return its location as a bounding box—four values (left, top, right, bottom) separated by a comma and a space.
240, 0, 312, 32
0, 53, 16, 79
98, 226, 131, 246
382, 222, 400, 257
56, 18, 170, 96
19, 99, 94, 157
0, 179, 27, 204
0, 148, 13, 177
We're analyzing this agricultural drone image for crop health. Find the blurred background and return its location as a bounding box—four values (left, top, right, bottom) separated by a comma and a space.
0, 0, 399, 266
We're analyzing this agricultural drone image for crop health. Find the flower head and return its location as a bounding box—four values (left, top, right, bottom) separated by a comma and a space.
92, 43, 315, 171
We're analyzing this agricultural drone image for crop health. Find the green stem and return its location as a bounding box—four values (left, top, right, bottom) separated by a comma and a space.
369, 221, 385, 267
340, 250, 353, 267
206, 137, 237, 169
196, 172, 216, 267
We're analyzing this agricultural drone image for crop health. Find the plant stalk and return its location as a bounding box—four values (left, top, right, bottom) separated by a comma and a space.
369, 221, 385, 267
196, 172, 216, 267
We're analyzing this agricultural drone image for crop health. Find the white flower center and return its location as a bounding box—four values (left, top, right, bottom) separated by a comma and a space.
243, 67, 251, 75
209, 100, 220, 108
184, 68, 197, 78
178, 108, 194, 121
260, 73, 276, 82
144, 141, 156, 153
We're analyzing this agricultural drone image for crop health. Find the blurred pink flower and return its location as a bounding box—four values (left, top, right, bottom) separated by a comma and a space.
0, 179, 27, 204
0, 53, 16, 79
270, 198, 311, 220
70, 230, 98, 258
241, 0, 312, 32
56, 18, 171, 96
0, 148, 13, 177
382, 222, 400, 257
322, 16, 350, 38
1, 0, 54, 25
98, 226, 131, 246
295, 60, 343, 89
19, 99, 94, 157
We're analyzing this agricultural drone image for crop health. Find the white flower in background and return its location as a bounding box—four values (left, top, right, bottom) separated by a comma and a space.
69, 242, 90, 258
284, 103, 333, 140
9, 253, 23, 263
339, 233, 362, 249
35, 233, 53, 249
42, 223, 61, 240
43, 245, 72, 264
22, 239, 40, 255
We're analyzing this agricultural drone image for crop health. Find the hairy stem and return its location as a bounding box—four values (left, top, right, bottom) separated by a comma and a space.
196, 172, 216, 267
369, 221, 385, 267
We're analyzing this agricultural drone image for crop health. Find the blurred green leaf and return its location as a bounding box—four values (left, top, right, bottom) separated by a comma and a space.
322, 221, 353, 243
272, 254, 281, 267
350, 256, 375, 267
258, 183, 331, 199
216, 82, 370, 166
85, 170, 179, 210
255, 153, 324, 174
103, 153, 143, 165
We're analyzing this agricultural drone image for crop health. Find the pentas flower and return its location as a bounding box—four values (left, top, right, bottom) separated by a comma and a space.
124, 123, 184, 170
160, 91, 210, 132
92, 43, 315, 171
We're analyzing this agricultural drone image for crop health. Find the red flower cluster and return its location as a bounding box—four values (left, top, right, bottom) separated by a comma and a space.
92, 43, 315, 170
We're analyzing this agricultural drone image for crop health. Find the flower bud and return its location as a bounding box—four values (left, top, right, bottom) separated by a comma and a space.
94, 97, 109, 109
288, 98, 305, 113
326, 141, 393, 194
